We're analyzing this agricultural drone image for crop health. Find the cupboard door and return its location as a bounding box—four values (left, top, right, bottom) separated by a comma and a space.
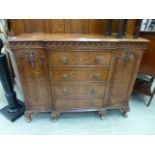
108, 50, 142, 106
13, 49, 52, 109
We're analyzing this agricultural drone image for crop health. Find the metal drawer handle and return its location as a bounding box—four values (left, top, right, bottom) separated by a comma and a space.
62, 74, 69, 80
63, 88, 69, 96
61, 56, 68, 64
95, 56, 102, 64
93, 74, 100, 81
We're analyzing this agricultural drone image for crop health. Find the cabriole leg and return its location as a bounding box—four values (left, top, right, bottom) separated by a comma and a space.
51, 111, 59, 122
98, 110, 107, 120
120, 108, 130, 118
24, 112, 33, 122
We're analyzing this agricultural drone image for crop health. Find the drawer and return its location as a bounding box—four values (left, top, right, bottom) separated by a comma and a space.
54, 97, 104, 109
53, 83, 106, 96
48, 51, 112, 66
51, 68, 109, 82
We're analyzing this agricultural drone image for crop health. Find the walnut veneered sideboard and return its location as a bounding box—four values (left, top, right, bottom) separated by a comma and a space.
8, 33, 149, 122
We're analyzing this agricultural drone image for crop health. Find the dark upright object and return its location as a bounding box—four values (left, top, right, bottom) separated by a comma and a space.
133, 19, 142, 38
0, 39, 25, 122
116, 19, 128, 38
134, 77, 155, 107
105, 19, 112, 36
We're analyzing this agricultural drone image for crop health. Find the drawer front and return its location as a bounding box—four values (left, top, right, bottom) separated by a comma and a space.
51, 68, 109, 82
54, 97, 104, 109
53, 83, 106, 96
49, 51, 112, 66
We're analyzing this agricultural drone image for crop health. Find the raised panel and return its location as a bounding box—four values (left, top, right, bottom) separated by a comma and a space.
51, 20, 65, 33
10, 19, 25, 35
31, 20, 45, 32
65, 19, 89, 33
89, 19, 106, 34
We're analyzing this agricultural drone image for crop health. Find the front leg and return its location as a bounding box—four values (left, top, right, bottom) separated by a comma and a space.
24, 112, 33, 122
98, 110, 107, 120
120, 107, 130, 118
51, 111, 60, 122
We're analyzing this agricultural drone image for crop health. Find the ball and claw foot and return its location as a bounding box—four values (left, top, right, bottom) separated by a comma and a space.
25, 112, 33, 123
100, 115, 105, 120
120, 108, 129, 118
51, 112, 59, 122
26, 117, 32, 122
98, 110, 107, 120
123, 111, 128, 118
52, 118, 58, 122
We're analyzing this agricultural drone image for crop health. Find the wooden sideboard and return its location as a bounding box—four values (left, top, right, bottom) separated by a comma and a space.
8, 33, 149, 122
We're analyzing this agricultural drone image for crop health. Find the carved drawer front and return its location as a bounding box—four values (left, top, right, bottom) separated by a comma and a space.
53, 83, 106, 97
54, 97, 105, 109
51, 68, 109, 82
48, 51, 112, 66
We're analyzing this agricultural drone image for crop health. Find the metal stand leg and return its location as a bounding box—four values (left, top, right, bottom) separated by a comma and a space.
133, 76, 155, 107
146, 86, 155, 107
0, 39, 25, 122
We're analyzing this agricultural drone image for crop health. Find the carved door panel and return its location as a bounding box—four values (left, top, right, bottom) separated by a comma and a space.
13, 49, 52, 110
111, 51, 138, 82
108, 50, 142, 107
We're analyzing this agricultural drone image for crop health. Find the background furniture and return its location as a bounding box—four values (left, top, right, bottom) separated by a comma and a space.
133, 31, 155, 106
8, 19, 137, 36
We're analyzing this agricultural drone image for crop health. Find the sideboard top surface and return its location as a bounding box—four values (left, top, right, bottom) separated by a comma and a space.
8, 33, 149, 43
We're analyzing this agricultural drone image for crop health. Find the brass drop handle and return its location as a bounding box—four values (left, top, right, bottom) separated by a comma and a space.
93, 74, 100, 81
95, 56, 102, 64
124, 53, 130, 63
63, 88, 69, 96
61, 56, 68, 64
62, 74, 69, 80
124, 51, 134, 63
27, 52, 36, 67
